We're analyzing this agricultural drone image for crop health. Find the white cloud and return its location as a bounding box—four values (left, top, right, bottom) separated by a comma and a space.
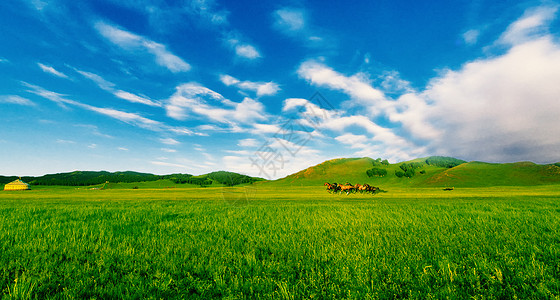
38, 63, 69, 78
56, 139, 75, 144
272, 6, 327, 48
220, 74, 280, 97
75, 124, 113, 139
274, 8, 305, 32
75, 69, 115, 91
377, 5, 560, 163
165, 82, 267, 125
250, 123, 282, 135
118, 147, 129, 151
188, 0, 229, 25
160, 138, 180, 145
24, 83, 195, 135
499, 5, 558, 46
223, 138, 327, 179
75, 69, 160, 107
95, 21, 190, 72
462, 29, 480, 45
297, 60, 386, 115
334, 133, 369, 149
379, 71, 413, 94
415, 37, 560, 163
0, 95, 36, 106
238, 138, 259, 147
113, 90, 161, 107
235, 44, 261, 59
161, 148, 177, 153
88, 144, 97, 149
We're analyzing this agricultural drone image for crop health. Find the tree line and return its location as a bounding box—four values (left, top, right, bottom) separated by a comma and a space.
1, 170, 261, 187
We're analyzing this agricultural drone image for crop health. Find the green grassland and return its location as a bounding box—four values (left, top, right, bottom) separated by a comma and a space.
1, 184, 560, 299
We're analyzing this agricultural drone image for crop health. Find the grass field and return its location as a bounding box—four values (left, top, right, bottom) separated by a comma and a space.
1, 184, 559, 299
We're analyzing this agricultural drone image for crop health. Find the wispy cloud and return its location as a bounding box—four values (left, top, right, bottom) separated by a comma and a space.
272, 7, 327, 47
75, 69, 115, 90
75, 68, 161, 107
498, 5, 558, 46
297, 60, 386, 115
238, 138, 258, 147
226, 37, 261, 60
0, 95, 36, 106
160, 138, 180, 145
95, 21, 191, 73
462, 29, 480, 45
113, 90, 161, 107
220, 74, 280, 97
118, 147, 129, 151
273, 8, 305, 32
56, 139, 76, 144
74, 124, 113, 139
37, 63, 69, 78
165, 82, 267, 125
189, 0, 229, 25
151, 161, 187, 168
23, 82, 195, 135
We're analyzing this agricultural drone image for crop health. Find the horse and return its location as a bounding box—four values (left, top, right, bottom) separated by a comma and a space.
324, 182, 340, 193
339, 183, 355, 195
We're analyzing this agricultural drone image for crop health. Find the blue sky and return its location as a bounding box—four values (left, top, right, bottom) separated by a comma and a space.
2, 0, 560, 178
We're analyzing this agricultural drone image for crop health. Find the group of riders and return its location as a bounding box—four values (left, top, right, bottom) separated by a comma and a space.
324, 182, 381, 195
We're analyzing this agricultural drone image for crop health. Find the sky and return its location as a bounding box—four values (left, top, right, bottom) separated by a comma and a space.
2, 0, 560, 179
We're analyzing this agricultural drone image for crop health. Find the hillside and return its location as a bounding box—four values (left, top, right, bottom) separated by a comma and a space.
271, 156, 560, 188
1, 170, 263, 187
423, 161, 560, 187
4, 157, 560, 189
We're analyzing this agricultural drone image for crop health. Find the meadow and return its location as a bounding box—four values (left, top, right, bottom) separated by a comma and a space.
1, 184, 559, 299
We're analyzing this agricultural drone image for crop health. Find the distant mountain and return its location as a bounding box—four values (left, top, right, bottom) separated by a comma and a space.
272, 156, 560, 187
1, 170, 263, 187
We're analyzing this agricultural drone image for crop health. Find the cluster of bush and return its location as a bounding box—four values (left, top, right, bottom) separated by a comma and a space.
166, 174, 212, 186
372, 158, 390, 166
167, 171, 260, 187
394, 162, 425, 178
206, 171, 260, 186
425, 156, 466, 168
365, 159, 427, 179
366, 168, 388, 177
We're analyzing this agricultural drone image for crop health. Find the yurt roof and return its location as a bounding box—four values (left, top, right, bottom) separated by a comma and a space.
7, 179, 29, 185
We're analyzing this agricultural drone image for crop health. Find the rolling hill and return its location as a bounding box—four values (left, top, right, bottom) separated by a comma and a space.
0, 170, 264, 187
270, 156, 560, 188
3, 157, 560, 189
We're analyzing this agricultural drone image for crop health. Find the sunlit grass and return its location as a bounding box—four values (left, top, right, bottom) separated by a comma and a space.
1, 186, 559, 298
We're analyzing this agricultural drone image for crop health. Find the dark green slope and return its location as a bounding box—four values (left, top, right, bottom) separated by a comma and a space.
2, 170, 262, 187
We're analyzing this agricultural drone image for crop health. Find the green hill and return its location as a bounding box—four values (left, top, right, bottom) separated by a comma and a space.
1, 170, 262, 188
423, 161, 560, 187
270, 156, 560, 188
